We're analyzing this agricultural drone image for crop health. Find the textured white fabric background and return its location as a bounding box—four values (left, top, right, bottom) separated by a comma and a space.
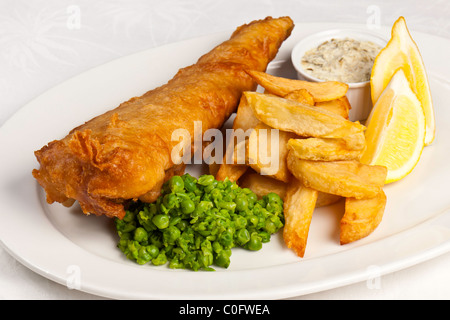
1, 0, 450, 300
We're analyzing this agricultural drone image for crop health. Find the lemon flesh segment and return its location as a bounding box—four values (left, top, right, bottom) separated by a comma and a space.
370, 16, 435, 145
362, 69, 426, 184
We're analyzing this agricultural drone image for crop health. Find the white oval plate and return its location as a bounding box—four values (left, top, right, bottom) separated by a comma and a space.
1, 22, 450, 300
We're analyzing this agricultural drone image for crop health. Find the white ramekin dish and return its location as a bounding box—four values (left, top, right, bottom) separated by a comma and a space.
291, 29, 387, 121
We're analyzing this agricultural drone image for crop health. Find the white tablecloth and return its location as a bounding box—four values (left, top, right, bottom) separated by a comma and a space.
1, 0, 449, 300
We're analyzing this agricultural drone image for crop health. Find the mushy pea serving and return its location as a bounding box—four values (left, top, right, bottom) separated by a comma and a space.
301, 38, 382, 83
115, 173, 284, 271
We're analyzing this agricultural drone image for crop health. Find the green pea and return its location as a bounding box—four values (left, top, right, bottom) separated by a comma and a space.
169, 175, 184, 193
127, 240, 140, 259
212, 241, 223, 253
219, 201, 236, 211
236, 228, 250, 246
197, 175, 214, 186
220, 230, 233, 248
146, 244, 159, 259
149, 233, 163, 248
259, 231, 271, 243
152, 250, 168, 266
265, 192, 282, 204
123, 210, 136, 222
115, 218, 136, 233
163, 193, 178, 209
215, 249, 231, 268
256, 199, 266, 207
152, 214, 170, 229
204, 181, 217, 193
182, 253, 197, 270
119, 232, 131, 241
235, 195, 248, 211
117, 237, 129, 252
181, 198, 195, 214
246, 233, 262, 251
169, 258, 184, 269
147, 203, 157, 215
136, 246, 151, 265
169, 216, 181, 226
134, 227, 148, 242
266, 202, 283, 214
222, 193, 232, 202
234, 216, 247, 229
210, 188, 222, 199
200, 252, 213, 268
196, 201, 213, 214
176, 219, 189, 231
246, 192, 258, 205
248, 215, 259, 227
264, 220, 277, 234
183, 177, 197, 192
163, 225, 181, 245
241, 187, 252, 194
216, 181, 225, 189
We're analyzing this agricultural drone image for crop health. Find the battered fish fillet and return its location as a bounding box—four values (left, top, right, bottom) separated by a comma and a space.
32, 16, 294, 219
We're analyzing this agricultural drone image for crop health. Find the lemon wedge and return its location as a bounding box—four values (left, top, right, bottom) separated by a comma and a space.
361, 69, 425, 184
370, 16, 435, 145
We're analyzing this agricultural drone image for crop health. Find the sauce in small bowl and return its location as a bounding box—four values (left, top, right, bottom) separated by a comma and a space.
291, 29, 387, 121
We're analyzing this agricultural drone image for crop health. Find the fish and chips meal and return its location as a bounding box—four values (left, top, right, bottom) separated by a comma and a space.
32, 15, 435, 269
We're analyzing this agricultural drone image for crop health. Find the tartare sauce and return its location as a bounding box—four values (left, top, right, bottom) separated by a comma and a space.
301, 38, 382, 83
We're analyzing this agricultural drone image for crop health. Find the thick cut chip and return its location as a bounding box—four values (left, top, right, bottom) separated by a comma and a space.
232, 95, 261, 131
284, 88, 350, 119
315, 97, 351, 119
246, 70, 348, 102
238, 172, 287, 199
316, 192, 342, 208
245, 92, 365, 139
216, 137, 249, 182
247, 123, 296, 182
215, 163, 248, 182
209, 162, 221, 177
282, 179, 318, 258
341, 131, 366, 151
287, 151, 387, 199
284, 89, 315, 105
287, 137, 364, 161
214, 96, 256, 182
340, 190, 387, 244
